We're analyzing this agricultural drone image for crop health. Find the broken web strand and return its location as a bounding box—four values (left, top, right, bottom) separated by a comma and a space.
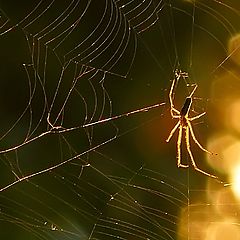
0, 98, 165, 193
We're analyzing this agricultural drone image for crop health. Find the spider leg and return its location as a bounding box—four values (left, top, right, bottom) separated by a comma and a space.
169, 77, 182, 114
166, 121, 180, 142
169, 71, 184, 118
187, 120, 216, 155
185, 126, 218, 179
170, 108, 180, 118
169, 80, 175, 108
188, 112, 206, 121
175, 69, 188, 80
177, 126, 189, 168
189, 84, 198, 98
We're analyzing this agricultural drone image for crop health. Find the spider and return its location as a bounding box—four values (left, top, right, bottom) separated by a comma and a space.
166, 70, 217, 179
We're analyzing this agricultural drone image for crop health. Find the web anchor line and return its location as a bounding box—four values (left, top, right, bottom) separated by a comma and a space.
82, 102, 166, 128
0, 102, 166, 192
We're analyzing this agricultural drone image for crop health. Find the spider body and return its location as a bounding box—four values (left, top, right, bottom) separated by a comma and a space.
166, 70, 217, 179
180, 97, 192, 128
180, 97, 192, 116
180, 115, 187, 129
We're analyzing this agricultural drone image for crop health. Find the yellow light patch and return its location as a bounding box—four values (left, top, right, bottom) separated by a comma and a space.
231, 165, 240, 199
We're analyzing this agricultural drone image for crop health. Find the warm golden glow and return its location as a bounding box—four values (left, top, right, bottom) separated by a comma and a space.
178, 204, 215, 240
178, 183, 240, 239
222, 140, 240, 173
177, 52, 240, 239
231, 165, 240, 199
226, 99, 240, 133
228, 34, 240, 66
207, 134, 240, 174
177, 162, 240, 239
207, 133, 240, 187
209, 71, 240, 131
212, 187, 239, 217
205, 220, 240, 240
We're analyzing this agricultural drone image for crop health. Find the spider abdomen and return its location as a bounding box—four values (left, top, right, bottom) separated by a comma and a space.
180, 97, 192, 116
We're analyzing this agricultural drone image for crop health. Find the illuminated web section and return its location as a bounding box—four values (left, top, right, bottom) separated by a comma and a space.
1, 0, 240, 240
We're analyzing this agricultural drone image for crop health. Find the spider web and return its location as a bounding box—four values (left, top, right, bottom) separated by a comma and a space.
1, 0, 240, 239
